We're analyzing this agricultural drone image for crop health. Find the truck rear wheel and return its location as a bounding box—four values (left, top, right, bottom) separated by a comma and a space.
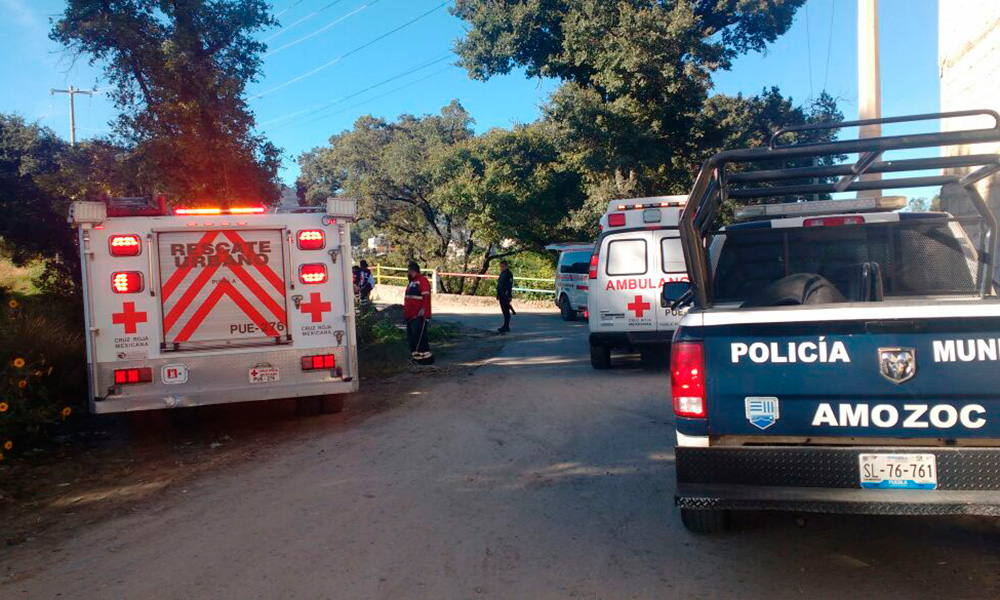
559, 295, 576, 321
295, 396, 321, 417
590, 341, 611, 369
320, 394, 346, 414
680, 508, 731, 534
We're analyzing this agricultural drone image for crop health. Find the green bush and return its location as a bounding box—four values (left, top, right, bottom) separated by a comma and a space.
0, 293, 87, 458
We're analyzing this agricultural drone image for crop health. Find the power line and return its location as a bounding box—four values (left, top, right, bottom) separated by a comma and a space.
265, 52, 453, 126
254, 1, 449, 98
274, 0, 308, 19
822, 0, 836, 92
266, 0, 346, 42
289, 65, 457, 131
266, 1, 378, 58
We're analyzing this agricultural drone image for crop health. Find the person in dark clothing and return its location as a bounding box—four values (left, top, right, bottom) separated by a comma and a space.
496, 260, 515, 334
358, 260, 374, 311
403, 261, 434, 364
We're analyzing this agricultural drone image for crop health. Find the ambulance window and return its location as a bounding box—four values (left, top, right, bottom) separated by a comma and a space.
560, 251, 591, 274
660, 236, 686, 273
606, 239, 647, 275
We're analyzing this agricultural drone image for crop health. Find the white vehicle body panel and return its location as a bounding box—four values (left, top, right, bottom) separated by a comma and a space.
588, 197, 690, 341
550, 244, 593, 313
76, 207, 358, 413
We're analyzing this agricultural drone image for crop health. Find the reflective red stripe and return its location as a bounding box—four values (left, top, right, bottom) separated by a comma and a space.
222, 230, 284, 294
161, 231, 219, 300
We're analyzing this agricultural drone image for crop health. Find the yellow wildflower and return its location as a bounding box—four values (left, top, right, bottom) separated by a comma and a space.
12, 357, 25, 368
61, 406, 72, 418
0, 402, 8, 412
2, 441, 10, 451
17, 380, 27, 389
7, 298, 17, 309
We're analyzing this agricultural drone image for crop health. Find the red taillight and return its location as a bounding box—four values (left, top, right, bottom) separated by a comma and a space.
607, 212, 626, 227
671, 342, 706, 418
297, 230, 325, 250
111, 271, 144, 294
299, 263, 328, 284
109, 234, 141, 256
803, 216, 864, 227
113, 367, 152, 385
588, 253, 599, 280
300, 354, 336, 370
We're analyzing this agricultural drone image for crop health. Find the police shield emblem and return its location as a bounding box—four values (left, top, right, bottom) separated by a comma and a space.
878, 347, 916, 384
745, 397, 780, 430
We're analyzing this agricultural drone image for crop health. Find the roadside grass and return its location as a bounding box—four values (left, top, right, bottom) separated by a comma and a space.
0, 258, 44, 295
0, 292, 87, 457
356, 309, 462, 378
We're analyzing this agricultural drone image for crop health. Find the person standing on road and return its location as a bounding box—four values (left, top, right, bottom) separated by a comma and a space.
497, 260, 516, 334
404, 261, 434, 365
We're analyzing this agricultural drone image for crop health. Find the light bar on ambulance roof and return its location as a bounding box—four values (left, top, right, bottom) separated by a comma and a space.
615, 199, 686, 211
734, 195, 907, 222
173, 206, 267, 216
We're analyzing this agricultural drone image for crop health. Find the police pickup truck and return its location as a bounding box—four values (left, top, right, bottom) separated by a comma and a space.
664, 111, 1000, 533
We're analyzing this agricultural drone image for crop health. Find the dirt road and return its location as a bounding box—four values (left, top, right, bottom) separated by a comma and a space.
4, 307, 999, 599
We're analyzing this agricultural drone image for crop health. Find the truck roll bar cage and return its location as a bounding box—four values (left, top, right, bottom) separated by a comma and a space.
679, 110, 1000, 308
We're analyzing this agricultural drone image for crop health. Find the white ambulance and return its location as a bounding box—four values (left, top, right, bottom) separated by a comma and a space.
67, 197, 359, 415
587, 196, 689, 369
545, 242, 594, 321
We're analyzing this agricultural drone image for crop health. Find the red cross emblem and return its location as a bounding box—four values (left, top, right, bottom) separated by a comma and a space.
300, 292, 331, 323
112, 301, 147, 334
627, 295, 651, 318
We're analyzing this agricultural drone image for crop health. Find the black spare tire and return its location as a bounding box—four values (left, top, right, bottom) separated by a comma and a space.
741, 273, 846, 308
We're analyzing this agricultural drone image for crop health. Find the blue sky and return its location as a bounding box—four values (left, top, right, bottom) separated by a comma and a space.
1, 0, 940, 186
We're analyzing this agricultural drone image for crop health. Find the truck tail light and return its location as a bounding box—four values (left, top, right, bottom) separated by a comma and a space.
297, 230, 325, 250
114, 367, 153, 385
607, 212, 626, 227
671, 342, 706, 418
803, 216, 865, 227
299, 263, 327, 284
588, 253, 599, 280
111, 271, 144, 293
301, 354, 336, 370
109, 234, 141, 256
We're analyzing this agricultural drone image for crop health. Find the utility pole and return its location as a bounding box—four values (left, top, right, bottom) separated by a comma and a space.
857, 0, 882, 196
50, 85, 95, 147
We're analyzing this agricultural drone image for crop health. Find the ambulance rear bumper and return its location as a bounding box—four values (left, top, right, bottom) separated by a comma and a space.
589, 331, 675, 348
675, 446, 1000, 516
90, 346, 358, 413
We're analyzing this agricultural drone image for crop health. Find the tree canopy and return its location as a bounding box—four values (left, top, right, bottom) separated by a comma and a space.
450, 0, 828, 209
50, 0, 281, 203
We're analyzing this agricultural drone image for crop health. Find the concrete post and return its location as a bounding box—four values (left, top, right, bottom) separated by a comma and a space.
857, 0, 882, 197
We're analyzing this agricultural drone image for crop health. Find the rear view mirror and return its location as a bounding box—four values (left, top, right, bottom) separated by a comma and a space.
661, 281, 690, 305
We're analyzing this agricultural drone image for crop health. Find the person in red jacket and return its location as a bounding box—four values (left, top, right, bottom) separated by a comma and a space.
403, 261, 434, 365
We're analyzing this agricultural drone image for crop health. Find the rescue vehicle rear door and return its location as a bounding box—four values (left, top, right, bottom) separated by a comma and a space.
599, 231, 657, 332
157, 228, 290, 350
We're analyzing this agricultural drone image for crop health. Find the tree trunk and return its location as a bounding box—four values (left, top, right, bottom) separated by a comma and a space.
468, 243, 494, 296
